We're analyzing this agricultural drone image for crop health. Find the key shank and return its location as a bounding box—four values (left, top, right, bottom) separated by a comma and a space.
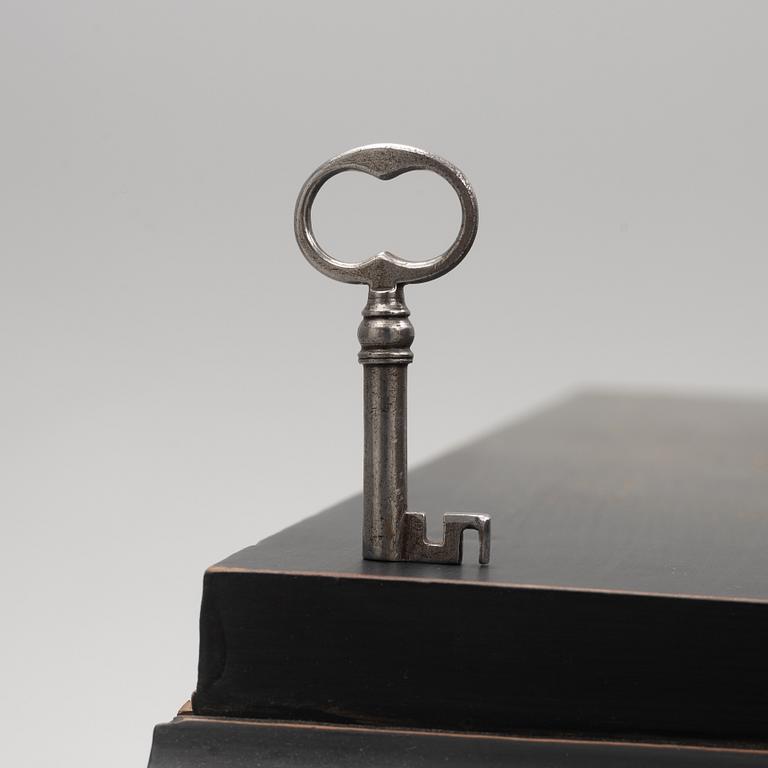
359, 287, 413, 560
358, 287, 490, 563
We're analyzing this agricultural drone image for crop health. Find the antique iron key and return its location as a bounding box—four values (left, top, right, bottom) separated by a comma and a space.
295, 144, 490, 564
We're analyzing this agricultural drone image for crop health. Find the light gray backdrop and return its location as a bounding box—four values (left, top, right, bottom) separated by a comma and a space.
1, 2, 766, 766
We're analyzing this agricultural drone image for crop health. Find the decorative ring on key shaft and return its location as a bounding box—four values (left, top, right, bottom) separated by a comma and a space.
294, 144, 490, 565
358, 287, 414, 366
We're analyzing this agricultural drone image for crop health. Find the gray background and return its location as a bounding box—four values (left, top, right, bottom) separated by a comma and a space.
1, 2, 766, 766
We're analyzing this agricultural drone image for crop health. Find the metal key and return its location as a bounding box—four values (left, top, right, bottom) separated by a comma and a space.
295, 144, 490, 565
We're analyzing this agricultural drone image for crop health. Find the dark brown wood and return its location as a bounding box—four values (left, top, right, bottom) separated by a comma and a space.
191, 392, 768, 746
148, 717, 768, 768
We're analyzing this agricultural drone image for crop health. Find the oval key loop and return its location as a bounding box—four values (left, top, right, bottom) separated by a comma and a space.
294, 144, 479, 290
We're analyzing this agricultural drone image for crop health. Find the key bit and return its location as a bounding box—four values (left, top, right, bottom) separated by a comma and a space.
294, 144, 490, 565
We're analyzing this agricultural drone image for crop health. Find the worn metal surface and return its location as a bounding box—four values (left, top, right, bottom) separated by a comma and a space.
294, 144, 490, 564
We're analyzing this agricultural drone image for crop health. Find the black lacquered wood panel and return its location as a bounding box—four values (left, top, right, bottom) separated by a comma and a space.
193, 393, 768, 745
149, 718, 768, 768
